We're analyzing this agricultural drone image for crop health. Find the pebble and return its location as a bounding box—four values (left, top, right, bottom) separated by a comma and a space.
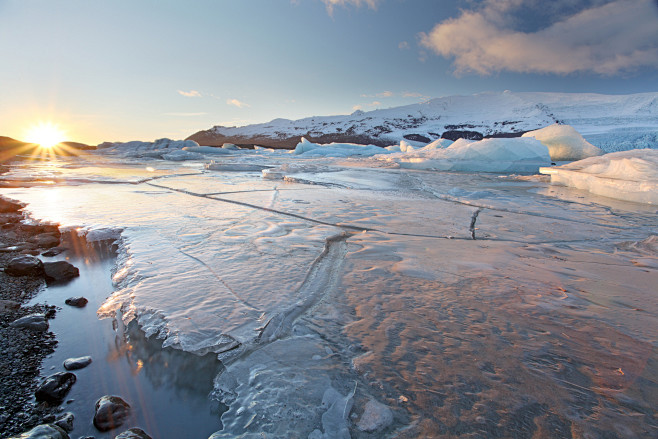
64, 297, 87, 308
63, 356, 92, 371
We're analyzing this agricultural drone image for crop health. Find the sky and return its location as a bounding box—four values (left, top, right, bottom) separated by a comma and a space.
1, 0, 657, 144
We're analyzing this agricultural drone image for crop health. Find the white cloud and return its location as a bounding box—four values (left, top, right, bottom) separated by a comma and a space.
360, 90, 394, 98
321, 0, 380, 15
420, 0, 658, 75
178, 90, 202, 98
227, 99, 250, 108
398, 41, 410, 50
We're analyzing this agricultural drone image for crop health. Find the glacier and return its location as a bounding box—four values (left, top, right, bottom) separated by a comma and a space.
1, 129, 656, 438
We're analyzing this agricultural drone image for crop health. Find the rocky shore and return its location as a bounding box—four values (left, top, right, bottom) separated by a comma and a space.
0, 196, 61, 437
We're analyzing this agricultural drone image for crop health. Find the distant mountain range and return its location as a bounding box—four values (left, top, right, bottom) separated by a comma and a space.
0, 136, 93, 162
187, 91, 658, 151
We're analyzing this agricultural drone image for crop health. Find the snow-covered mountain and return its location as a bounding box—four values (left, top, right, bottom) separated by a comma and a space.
187, 91, 658, 151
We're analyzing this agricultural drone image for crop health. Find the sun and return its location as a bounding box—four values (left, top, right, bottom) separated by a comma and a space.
25, 122, 66, 148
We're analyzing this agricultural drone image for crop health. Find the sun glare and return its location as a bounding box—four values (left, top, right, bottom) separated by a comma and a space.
25, 122, 66, 148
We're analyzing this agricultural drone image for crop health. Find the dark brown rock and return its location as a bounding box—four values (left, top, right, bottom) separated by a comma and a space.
43, 262, 79, 284
35, 373, 76, 403
93, 395, 131, 432
5, 256, 44, 277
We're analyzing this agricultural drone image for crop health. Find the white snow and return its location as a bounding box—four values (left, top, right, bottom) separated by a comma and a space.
540, 149, 658, 204
379, 137, 551, 173
204, 91, 658, 153
522, 124, 602, 161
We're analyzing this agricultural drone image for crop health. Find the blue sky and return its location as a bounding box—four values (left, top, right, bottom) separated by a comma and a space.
1, 0, 657, 144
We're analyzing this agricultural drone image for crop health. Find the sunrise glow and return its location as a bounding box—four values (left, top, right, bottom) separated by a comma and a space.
25, 122, 66, 148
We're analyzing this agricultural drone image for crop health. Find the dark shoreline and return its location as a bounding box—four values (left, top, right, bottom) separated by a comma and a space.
0, 196, 62, 437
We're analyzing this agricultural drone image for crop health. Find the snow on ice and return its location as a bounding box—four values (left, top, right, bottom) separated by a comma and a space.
522, 124, 602, 161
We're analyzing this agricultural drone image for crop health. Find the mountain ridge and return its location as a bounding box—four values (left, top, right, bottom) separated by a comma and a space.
187, 91, 658, 150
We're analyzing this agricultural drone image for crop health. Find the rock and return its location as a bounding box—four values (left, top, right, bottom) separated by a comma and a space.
63, 356, 92, 370
6, 423, 69, 438
10, 314, 49, 331
114, 427, 152, 439
93, 395, 131, 432
28, 233, 60, 249
64, 297, 87, 308
43, 261, 79, 284
357, 399, 393, 432
5, 255, 44, 277
35, 372, 77, 403
41, 247, 67, 257
0, 299, 21, 312
54, 412, 74, 432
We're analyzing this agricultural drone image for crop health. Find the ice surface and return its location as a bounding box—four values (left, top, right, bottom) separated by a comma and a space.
522, 123, 602, 160
540, 149, 658, 204
378, 137, 551, 173
1, 147, 656, 438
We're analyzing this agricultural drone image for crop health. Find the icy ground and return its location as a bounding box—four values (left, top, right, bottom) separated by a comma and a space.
1, 150, 656, 438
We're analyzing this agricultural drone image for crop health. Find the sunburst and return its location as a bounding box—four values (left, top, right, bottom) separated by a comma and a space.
25, 122, 66, 149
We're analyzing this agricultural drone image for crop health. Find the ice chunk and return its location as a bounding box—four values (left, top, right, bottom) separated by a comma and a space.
357, 399, 393, 432
183, 145, 232, 154
540, 149, 658, 204
523, 124, 602, 161
294, 137, 388, 157
379, 137, 551, 173
222, 143, 239, 150
161, 150, 205, 161
95, 138, 200, 158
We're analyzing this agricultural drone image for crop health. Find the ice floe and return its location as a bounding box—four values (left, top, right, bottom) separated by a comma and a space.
540, 149, 658, 204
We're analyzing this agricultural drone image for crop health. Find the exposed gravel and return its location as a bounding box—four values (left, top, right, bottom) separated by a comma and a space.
0, 196, 62, 437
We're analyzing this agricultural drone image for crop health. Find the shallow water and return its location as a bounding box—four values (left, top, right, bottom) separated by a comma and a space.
2, 153, 657, 438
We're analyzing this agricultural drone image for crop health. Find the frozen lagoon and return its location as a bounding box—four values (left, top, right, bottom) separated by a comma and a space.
1, 150, 656, 438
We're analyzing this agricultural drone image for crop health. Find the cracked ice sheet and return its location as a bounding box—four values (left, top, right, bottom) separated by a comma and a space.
331, 232, 658, 438
0, 182, 339, 353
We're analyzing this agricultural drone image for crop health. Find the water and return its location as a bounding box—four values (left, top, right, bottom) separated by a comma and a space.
2, 152, 656, 438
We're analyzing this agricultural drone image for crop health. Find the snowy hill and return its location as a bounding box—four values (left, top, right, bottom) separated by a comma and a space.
187, 91, 658, 151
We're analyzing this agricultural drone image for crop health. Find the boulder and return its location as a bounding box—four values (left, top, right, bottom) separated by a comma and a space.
115, 427, 152, 439
10, 314, 49, 331
63, 356, 92, 370
28, 233, 61, 249
43, 261, 79, 284
64, 296, 88, 307
93, 395, 131, 432
35, 372, 77, 403
6, 424, 69, 439
4, 255, 44, 277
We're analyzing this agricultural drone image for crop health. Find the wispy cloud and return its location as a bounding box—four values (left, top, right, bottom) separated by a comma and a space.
420, 0, 658, 76
178, 90, 202, 98
402, 91, 430, 100
360, 91, 394, 98
321, 0, 380, 15
164, 112, 208, 117
398, 41, 410, 50
227, 98, 250, 108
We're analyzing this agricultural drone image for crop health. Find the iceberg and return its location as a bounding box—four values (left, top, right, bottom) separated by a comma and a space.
95, 138, 201, 159
540, 149, 658, 204
522, 124, 602, 161
293, 138, 387, 157
379, 137, 551, 173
